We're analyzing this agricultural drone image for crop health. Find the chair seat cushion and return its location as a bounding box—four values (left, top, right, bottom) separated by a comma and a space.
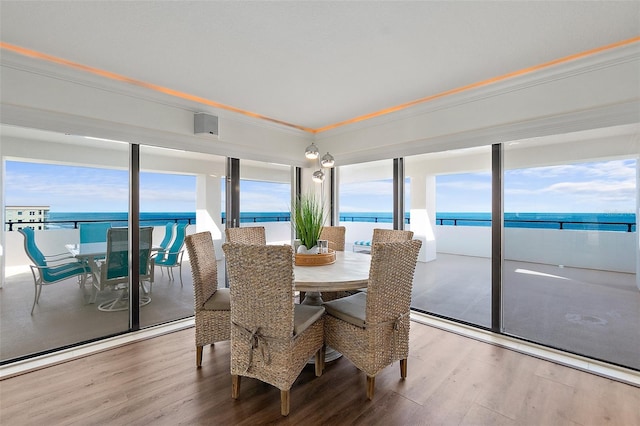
202, 287, 231, 311
293, 304, 325, 336
323, 292, 367, 328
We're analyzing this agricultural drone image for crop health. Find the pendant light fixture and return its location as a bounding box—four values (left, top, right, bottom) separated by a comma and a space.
305, 142, 334, 183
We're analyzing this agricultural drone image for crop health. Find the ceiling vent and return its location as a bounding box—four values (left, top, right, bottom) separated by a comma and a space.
194, 113, 219, 136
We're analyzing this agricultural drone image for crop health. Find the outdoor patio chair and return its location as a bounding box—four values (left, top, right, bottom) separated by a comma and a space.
323, 239, 421, 400
225, 226, 266, 245
79, 222, 112, 266
185, 231, 231, 367
91, 227, 154, 312
153, 223, 188, 285
223, 243, 325, 416
158, 222, 176, 252
19, 227, 92, 314
79, 222, 111, 243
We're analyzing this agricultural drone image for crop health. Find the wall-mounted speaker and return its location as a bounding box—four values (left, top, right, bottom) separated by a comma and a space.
194, 113, 219, 136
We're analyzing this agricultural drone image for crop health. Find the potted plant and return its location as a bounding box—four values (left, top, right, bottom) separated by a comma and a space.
291, 193, 326, 254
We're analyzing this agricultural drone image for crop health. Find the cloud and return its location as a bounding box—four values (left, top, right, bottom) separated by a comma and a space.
510, 159, 636, 180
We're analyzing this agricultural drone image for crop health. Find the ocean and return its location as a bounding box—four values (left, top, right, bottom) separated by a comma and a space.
44, 211, 636, 232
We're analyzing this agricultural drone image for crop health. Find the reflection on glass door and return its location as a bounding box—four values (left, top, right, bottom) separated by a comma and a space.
503, 135, 638, 370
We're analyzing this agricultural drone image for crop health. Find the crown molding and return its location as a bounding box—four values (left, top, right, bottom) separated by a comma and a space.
334, 100, 640, 166
0, 103, 308, 167
315, 41, 640, 140
0, 50, 312, 139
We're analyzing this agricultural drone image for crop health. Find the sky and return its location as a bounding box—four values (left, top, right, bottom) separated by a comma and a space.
4, 159, 637, 214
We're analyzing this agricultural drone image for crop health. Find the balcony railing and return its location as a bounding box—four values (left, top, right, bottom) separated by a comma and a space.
5, 214, 636, 232
436, 217, 636, 232
5, 217, 195, 231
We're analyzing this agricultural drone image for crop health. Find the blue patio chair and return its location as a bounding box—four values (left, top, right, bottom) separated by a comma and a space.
91, 227, 154, 312
158, 222, 176, 252
19, 227, 91, 314
154, 223, 188, 285
79, 222, 111, 243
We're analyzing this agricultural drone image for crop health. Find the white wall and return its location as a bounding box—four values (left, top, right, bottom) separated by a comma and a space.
436, 225, 636, 274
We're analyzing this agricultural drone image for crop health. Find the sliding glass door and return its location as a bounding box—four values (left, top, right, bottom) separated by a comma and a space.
237, 159, 292, 244
138, 146, 225, 328
338, 159, 394, 250
502, 130, 639, 370
405, 147, 492, 327
1, 127, 130, 362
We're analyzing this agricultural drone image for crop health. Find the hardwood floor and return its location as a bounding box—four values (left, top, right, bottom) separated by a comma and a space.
1, 321, 639, 425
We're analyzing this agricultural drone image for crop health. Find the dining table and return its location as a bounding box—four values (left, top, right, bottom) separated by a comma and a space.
294, 250, 371, 362
66, 242, 111, 282
294, 250, 371, 305
66, 242, 162, 274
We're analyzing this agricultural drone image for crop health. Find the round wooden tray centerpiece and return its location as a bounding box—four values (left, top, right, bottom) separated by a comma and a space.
295, 249, 336, 266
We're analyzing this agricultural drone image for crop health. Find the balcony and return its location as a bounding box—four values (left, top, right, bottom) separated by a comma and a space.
2, 220, 638, 373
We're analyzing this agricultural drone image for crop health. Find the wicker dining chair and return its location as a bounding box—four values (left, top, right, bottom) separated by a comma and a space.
319, 226, 345, 251
307, 226, 348, 302
225, 226, 266, 245
323, 239, 422, 400
371, 228, 414, 244
185, 232, 231, 368
222, 243, 325, 416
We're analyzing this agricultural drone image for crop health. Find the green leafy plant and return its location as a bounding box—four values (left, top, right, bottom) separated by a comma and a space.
291, 193, 326, 250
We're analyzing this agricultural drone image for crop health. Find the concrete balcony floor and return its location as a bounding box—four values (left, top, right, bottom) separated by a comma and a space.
2, 254, 639, 371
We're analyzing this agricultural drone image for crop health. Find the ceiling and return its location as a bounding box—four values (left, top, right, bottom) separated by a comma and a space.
1, 1, 639, 132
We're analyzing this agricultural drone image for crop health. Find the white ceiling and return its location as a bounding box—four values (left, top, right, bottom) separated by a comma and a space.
1, 1, 639, 131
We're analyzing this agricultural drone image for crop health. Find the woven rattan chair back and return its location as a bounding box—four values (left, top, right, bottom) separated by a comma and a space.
324, 239, 421, 400
223, 243, 325, 416
371, 228, 414, 244
225, 226, 266, 245
225, 243, 295, 341
366, 239, 421, 328
185, 231, 230, 367
186, 232, 219, 309
319, 226, 346, 251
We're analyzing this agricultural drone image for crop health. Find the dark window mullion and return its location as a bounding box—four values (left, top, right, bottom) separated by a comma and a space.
129, 144, 140, 330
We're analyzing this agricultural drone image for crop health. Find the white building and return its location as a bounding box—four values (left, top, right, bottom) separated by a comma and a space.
4, 205, 49, 231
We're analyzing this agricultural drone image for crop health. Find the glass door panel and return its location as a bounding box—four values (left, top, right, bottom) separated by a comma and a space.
405, 147, 492, 327
502, 128, 639, 370
338, 159, 394, 250
138, 145, 225, 329
238, 159, 292, 244
1, 127, 130, 362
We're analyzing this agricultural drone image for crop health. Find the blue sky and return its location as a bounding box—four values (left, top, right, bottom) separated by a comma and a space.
4, 159, 637, 213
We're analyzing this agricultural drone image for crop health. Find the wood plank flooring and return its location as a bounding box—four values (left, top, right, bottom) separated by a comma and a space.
1, 322, 639, 425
